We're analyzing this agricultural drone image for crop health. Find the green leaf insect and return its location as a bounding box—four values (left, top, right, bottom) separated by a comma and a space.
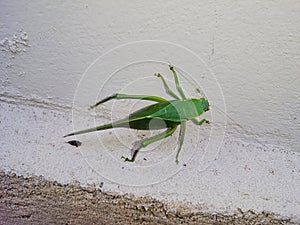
64, 65, 210, 164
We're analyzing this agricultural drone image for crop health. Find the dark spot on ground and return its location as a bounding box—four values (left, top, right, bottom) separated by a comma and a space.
66, 140, 82, 147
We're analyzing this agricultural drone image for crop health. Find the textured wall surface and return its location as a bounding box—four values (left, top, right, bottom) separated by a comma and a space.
1, 0, 300, 223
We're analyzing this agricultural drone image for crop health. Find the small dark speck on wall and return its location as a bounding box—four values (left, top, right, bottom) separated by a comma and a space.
66, 140, 82, 147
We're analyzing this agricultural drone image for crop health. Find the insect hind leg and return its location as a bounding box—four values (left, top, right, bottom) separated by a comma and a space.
90, 93, 167, 109
121, 126, 177, 162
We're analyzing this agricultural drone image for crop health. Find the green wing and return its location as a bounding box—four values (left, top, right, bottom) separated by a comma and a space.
148, 99, 205, 122
128, 101, 172, 120
124, 101, 181, 130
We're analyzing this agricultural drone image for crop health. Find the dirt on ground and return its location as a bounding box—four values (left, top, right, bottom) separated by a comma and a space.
0, 172, 295, 225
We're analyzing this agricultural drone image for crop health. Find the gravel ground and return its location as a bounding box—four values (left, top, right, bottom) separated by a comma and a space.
0, 172, 295, 225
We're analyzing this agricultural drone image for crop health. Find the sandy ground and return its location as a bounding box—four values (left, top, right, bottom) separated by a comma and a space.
0, 172, 295, 225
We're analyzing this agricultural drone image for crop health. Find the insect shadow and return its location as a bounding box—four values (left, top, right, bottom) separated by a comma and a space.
64, 65, 210, 164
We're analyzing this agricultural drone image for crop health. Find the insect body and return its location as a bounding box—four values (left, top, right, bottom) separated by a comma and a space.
64, 66, 210, 163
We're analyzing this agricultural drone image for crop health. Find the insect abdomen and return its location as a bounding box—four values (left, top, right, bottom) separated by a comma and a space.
116, 118, 180, 130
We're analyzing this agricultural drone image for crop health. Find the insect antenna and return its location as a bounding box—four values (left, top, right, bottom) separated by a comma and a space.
210, 104, 260, 140
175, 67, 208, 99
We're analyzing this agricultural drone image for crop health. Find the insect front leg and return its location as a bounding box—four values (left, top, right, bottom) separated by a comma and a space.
121, 126, 177, 162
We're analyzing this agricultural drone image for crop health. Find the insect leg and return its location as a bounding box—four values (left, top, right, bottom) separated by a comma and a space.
169, 65, 187, 99
64, 122, 114, 137
121, 126, 177, 162
192, 118, 210, 125
154, 73, 180, 100
90, 93, 167, 109
175, 121, 186, 164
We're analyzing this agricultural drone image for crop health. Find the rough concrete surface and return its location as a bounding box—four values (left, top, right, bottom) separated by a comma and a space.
0, 172, 295, 225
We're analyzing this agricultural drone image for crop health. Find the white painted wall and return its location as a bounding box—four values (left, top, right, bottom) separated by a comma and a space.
1, 0, 300, 222
1, 0, 299, 151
